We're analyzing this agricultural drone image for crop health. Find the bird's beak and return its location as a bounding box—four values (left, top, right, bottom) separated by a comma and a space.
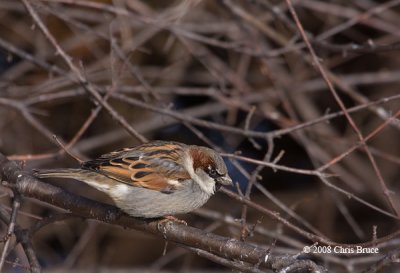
218, 175, 233, 186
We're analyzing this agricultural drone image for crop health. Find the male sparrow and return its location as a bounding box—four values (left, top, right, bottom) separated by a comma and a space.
35, 141, 232, 218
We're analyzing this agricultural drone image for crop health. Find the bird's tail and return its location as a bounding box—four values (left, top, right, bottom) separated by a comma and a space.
34, 168, 87, 180
34, 168, 111, 193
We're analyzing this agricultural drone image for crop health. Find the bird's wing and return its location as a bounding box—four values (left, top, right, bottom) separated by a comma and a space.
81, 141, 191, 193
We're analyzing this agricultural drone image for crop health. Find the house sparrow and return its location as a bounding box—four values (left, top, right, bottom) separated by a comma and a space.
35, 141, 232, 218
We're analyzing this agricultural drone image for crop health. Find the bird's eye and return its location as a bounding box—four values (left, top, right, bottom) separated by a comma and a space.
207, 165, 218, 178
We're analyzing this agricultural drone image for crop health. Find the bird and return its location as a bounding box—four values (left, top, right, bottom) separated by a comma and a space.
35, 140, 232, 218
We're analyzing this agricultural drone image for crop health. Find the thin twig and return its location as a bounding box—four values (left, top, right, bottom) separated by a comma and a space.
0, 194, 21, 272
20, 0, 147, 143
286, 0, 399, 216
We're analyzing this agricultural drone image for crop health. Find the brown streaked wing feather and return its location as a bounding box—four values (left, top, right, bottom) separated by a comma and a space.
99, 164, 178, 192
82, 142, 191, 192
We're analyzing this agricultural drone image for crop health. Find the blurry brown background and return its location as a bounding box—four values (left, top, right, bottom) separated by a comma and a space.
1, 0, 400, 272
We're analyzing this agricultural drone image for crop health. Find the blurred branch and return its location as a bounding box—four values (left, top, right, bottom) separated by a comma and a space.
0, 193, 20, 272
21, 0, 147, 144
0, 202, 41, 273
286, 0, 400, 216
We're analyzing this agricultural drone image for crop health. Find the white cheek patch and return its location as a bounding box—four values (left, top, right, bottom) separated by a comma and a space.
183, 154, 215, 195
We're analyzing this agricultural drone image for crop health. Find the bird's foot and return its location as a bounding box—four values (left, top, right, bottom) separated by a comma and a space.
158, 215, 187, 226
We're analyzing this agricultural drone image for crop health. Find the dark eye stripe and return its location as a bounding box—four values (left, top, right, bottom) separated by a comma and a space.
206, 167, 219, 178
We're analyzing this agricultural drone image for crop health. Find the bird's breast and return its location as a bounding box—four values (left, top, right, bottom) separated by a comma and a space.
109, 179, 213, 218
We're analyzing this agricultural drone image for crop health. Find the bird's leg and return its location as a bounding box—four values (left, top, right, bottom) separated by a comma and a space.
158, 215, 187, 226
